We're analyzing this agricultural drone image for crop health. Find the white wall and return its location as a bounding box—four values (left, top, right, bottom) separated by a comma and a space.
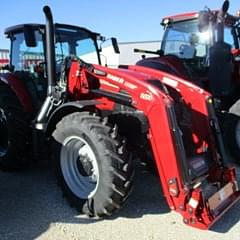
101, 45, 119, 68
81, 40, 161, 68
119, 41, 161, 65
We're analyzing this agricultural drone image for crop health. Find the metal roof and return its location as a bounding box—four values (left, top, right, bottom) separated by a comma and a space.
4, 23, 100, 37
162, 12, 199, 25
162, 11, 240, 26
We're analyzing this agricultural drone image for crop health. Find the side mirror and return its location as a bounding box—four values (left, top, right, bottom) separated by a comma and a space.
111, 37, 120, 54
24, 26, 37, 47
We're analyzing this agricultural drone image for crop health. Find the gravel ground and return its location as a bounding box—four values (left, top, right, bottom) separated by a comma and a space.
0, 162, 239, 240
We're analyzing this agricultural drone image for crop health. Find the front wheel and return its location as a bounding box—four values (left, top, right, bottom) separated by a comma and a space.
52, 112, 134, 217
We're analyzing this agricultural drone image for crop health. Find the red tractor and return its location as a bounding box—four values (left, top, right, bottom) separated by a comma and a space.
0, 5, 239, 230
134, 0, 240, 160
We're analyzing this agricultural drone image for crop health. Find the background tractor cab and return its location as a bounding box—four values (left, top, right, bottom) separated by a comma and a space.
136, 1, 240, 109
4, 23, 119, 112
163, 5, 240, 101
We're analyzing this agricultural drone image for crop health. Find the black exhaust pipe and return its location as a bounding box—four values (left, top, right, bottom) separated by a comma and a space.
217, 0, 229, 43
35, 6, 56, 129
43, 6, 56, 95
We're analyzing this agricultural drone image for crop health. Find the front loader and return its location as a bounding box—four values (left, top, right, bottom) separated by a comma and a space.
0, 5, 239, 229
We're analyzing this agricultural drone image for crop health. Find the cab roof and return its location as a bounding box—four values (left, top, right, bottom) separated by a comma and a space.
4, 23, 100, 38
162, 12, 199, 24
162, 11, 239, 26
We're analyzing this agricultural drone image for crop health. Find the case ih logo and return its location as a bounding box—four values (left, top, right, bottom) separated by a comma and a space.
107, 74, 124, 84
140, 91, 153, 101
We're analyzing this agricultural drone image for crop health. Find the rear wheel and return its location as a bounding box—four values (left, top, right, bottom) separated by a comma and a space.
0, 83, 31, 171
223, 113, 240, 162
52, 112, 134, 217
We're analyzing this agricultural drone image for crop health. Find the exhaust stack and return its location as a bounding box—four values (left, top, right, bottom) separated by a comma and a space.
217, 0, 229, 43
35, 6, 56, 129
43, 6, 56, 94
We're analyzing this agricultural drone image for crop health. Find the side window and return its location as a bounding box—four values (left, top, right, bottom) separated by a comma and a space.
76, 38, 99, 64
55, 42, 70, 61
163, 29, 189, 55
224, 27, 234, 48
163, 25, 208, 58
11, 31, 44, 72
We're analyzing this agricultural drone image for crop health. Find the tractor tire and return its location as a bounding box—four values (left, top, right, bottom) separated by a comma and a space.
223, 107, 240, 162
0, 83, 31, 171
223, 113, 240, 161
52, 112, 134, 217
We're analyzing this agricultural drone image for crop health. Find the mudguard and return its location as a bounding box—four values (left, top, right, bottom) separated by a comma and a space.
0, 72, 33, 112
44, 100, 100, 138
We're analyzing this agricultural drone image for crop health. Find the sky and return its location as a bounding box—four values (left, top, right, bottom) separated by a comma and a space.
0, 0, 239, 49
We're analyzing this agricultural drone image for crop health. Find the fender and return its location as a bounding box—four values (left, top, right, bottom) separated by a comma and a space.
0, 72, 33, 112
44, 100, 100, 138
136, 56, 191, 81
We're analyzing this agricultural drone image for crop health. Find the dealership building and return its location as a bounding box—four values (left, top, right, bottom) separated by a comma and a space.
0, 49, 9, 66
101, 40, 161, 67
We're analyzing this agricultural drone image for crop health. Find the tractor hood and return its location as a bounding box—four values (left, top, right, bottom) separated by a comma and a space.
136, 56, 192, 81
94, 64, 165, 84
92, 64, 170, 98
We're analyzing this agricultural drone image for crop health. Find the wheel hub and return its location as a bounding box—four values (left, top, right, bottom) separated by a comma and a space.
61, 136, 99, 199
77, 154, 94, 177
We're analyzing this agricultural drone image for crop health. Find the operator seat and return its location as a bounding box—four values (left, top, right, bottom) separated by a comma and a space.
179, 44, 196, 59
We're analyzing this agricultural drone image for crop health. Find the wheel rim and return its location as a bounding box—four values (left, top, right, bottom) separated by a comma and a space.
236, 120, 240, 150
0, 109, 8, 157
60, 136, 99, 199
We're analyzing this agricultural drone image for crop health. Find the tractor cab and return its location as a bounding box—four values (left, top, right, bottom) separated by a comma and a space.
5, 23, 103, 71
136, 5, 240, 109
4, 24, 103, 109
162, 11, 240, 99
161, 12, 240, 60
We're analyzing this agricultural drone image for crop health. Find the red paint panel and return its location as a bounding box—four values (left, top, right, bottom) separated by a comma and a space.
0, 72, 33, 112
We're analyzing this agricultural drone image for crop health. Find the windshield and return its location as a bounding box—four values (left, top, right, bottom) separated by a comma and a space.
161, 20, 210, 59
55, 26, 100, 64
162, 19, 238, 59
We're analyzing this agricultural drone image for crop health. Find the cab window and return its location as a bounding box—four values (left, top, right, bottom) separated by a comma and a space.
11, 31, 44, 72
224, 27, 235, 48
75, 38, 99, 64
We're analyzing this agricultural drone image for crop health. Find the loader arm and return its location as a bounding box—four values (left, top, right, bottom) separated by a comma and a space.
67, 60, 240, 229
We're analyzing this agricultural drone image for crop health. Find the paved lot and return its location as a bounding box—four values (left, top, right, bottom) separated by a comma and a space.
0, 162, 239, 240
